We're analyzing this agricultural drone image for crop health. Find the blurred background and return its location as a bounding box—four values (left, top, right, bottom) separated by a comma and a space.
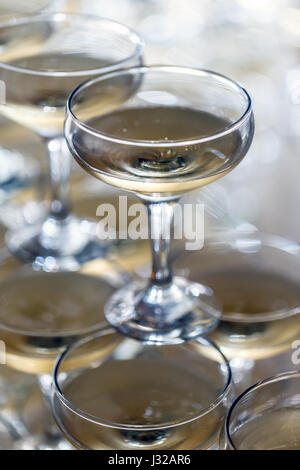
0, 1, 299, 451
1, 0, 300, 241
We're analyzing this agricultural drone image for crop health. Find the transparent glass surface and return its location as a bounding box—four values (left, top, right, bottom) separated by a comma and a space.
52, 327, 233, 450
173, 230, 300, 391
0, 253, 126, 449
0, 13, 143, 270
65, 65, 254, 343
223, 371, 300, 450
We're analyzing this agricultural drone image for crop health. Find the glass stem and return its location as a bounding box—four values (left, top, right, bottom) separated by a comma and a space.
45, 137, 71, 221
146, 200, 178, 286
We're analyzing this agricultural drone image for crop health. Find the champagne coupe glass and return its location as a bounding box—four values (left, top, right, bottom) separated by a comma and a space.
173, 230, 300, 392
52, 327, 233, 450
65, 65, 254, 343
223, 371, 300, 450
0, 254, 126, 449
0, 13, 143, 270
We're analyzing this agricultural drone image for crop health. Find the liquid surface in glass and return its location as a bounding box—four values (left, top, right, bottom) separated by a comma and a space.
57, 358, 224, 450
203, 269, 300, 360
230, 408, 300, 450
72, 106, 244, 196
0, 52, 109, 136
0, 270, 115, 374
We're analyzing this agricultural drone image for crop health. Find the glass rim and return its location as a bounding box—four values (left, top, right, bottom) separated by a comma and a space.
225, 370, 300, 450
52, 327, 233, 431
0, 316, 107, 338
175, 230, 300, 323
66, 65, 253, 148
0, 12, 144, 77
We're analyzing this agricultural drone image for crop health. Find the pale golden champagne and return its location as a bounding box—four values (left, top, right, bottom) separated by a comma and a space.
0, 53, 109, 137
205, 270, 300, 360
0, 270, 116, 374
72, 106, 244, 196
55, 359, 224, 450
230, 408, 300, 450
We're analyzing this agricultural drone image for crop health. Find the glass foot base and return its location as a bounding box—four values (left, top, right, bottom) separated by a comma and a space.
105, 276, 221, 344
6, 215, 109, 271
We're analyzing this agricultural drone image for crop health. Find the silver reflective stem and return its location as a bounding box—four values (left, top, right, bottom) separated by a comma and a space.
146, 201, 177, 286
